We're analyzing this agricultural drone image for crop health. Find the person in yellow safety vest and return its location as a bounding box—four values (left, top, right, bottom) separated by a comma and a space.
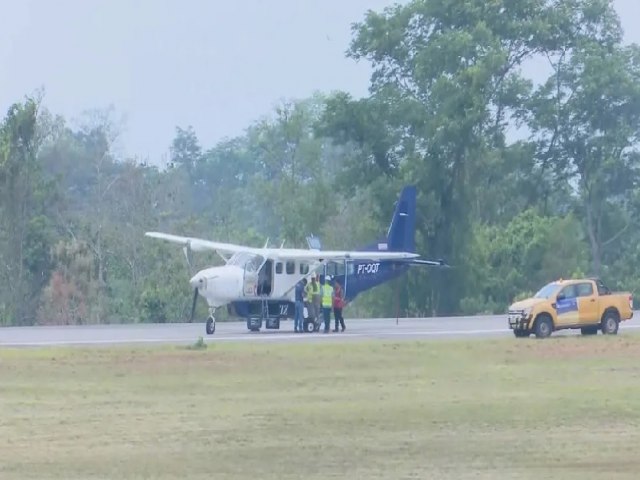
321, 275, 334, 333
306, 275, 321, 324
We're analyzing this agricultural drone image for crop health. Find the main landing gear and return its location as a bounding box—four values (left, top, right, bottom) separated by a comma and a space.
205, 307, 216, 335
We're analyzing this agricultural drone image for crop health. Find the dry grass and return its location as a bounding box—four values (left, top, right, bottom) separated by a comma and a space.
2, 335, 640, 479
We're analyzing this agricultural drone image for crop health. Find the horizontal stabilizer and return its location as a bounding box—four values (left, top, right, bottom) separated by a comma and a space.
398, 258, 451, 267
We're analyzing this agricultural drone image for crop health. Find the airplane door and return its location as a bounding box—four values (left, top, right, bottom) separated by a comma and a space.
243, 271, 258, 297
257, 260, 273, 296
242, 254, 266, 297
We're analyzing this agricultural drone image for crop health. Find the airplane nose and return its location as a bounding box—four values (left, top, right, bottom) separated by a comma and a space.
189, 274, 203, 289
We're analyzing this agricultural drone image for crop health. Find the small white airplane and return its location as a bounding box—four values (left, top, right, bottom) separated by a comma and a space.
144, 185, 447, 334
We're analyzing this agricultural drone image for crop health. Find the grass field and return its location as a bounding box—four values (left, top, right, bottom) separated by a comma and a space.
2, 334, 640, 479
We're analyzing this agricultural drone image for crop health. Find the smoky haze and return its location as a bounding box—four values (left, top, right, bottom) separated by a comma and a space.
3, 0, 637, 165
1, 0, 404, 164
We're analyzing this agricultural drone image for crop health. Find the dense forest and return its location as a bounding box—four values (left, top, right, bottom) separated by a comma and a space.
2, 0, 640, 326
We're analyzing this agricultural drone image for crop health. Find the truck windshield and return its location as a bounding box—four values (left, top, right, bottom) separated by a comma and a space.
534, 282, 560, 299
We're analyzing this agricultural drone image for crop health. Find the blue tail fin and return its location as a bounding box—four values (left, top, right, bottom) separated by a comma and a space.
386, 185, 416, 252
360, 185, 417, 253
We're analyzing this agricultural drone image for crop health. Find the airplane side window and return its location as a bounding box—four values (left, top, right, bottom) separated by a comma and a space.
246, 255, 264, 273
299, 263, 309, 274
276, 262, 283, 274
286, 261, 295, 274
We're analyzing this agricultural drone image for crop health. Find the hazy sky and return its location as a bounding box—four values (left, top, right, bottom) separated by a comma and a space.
1, 0, 638, 165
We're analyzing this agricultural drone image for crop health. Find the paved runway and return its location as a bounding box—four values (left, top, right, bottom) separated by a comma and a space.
1, 313, 640, 347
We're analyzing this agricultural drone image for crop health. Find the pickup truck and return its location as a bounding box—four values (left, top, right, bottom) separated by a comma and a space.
507, 278, 634, 338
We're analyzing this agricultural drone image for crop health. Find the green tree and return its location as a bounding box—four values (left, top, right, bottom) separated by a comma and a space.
322, 0, 562, 314
524, 3, 640, 275
243, 95, 337, 247
0, 96, 58, 325
461, 209, 589, 313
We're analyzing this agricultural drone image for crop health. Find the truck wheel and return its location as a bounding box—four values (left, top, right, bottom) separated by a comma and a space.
513, 329, 529, 338
534, 315, 553, 339
601, 311, 619, 335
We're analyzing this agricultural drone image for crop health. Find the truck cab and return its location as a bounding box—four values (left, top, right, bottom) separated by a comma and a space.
507, 278, 634, 338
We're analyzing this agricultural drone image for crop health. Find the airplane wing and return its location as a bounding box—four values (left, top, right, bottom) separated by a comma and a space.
146, 232, 445, 265
268, 248, 420, 262
145, 232, 260, 255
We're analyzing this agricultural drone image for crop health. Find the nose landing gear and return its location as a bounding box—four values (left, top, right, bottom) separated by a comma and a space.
205, 308, 216, 335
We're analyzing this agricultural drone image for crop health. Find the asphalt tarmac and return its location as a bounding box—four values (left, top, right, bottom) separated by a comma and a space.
1, 313, 639, 347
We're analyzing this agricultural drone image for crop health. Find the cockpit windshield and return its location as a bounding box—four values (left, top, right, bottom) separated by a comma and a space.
534, 282, 560, 299
227, 252, 265, 273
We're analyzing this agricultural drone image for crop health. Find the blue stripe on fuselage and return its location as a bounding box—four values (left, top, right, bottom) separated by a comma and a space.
334, 261, 408, 303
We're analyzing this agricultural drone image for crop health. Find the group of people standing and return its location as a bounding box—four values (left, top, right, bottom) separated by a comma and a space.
294, 274, 346, 333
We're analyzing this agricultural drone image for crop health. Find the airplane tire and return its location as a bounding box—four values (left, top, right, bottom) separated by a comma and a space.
304, 321, 314, 333
206, 316, 215, 335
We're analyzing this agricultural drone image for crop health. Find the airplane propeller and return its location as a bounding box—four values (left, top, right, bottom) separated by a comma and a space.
190, 286, 199, 323
183, 240, 195, 276
187, 274, 216, 323
182, 241, 197, 322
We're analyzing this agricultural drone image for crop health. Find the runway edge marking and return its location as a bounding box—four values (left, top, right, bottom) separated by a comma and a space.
2, 325, 639, 347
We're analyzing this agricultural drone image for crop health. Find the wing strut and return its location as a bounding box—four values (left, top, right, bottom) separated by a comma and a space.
343, 259, 348, 302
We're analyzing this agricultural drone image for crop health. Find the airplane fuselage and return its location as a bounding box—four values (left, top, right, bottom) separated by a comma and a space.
191, 249, 415, 320
190, 257, 319, 310
225, 259, 410, 320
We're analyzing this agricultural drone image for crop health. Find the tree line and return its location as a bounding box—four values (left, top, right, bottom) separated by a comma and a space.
1, 0, 639, 326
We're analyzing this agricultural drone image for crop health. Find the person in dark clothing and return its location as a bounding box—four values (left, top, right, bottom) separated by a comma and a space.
294, 278, 306, 332
332, 279, 346, 332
